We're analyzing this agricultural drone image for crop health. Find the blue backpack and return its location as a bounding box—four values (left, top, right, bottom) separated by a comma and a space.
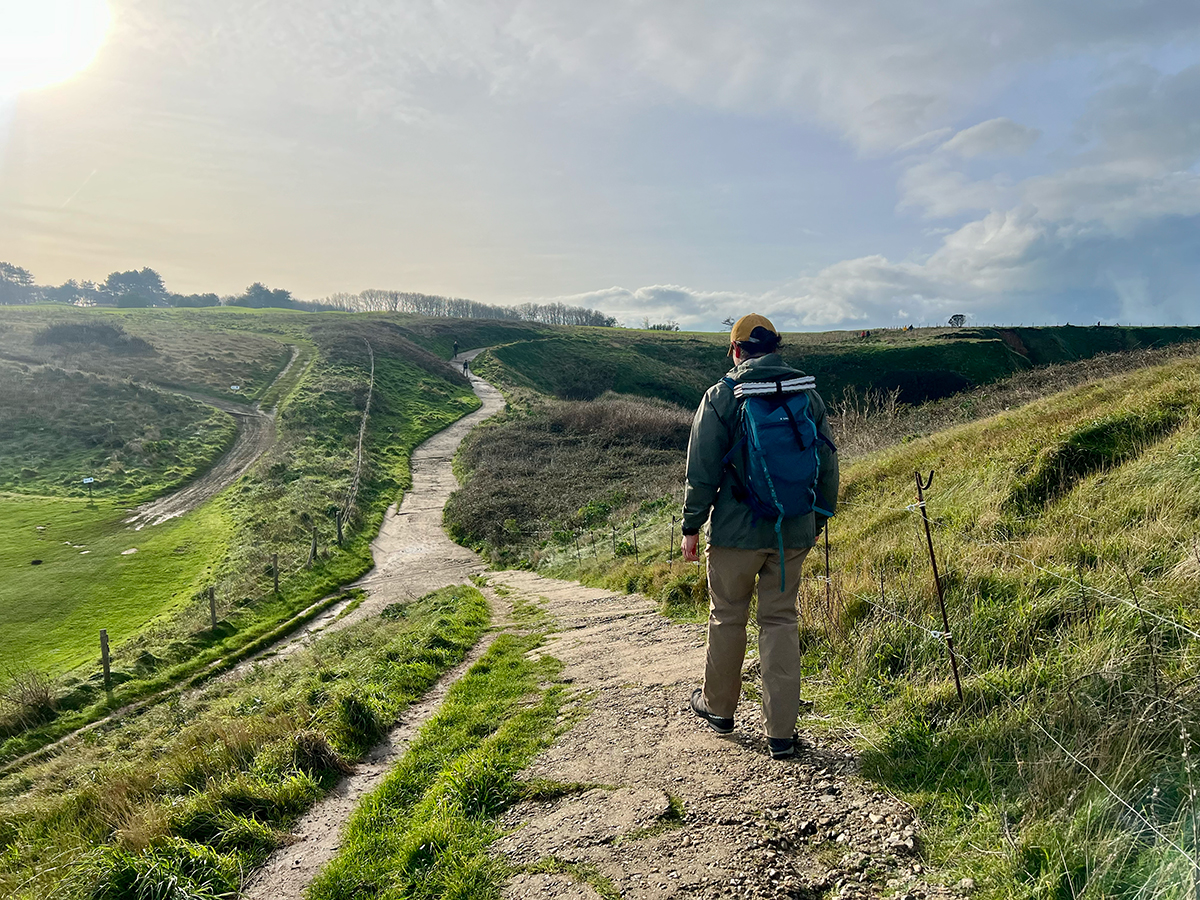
720, 375, 836, 590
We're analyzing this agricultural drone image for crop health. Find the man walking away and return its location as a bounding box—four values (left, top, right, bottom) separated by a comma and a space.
453, 340, 459, 358
680, 314, 839, 759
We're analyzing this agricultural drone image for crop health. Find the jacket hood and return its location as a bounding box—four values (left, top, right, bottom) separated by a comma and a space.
726, 353, 805, 384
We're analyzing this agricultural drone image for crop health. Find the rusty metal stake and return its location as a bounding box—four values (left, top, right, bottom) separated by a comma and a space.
823, 523, 832, 615
915, 470, 964, 703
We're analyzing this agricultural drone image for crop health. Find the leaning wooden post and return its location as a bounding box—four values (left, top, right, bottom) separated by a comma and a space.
272, 552, 279, 594
915, 469, 964, 703
307, 527, 317, 568
335, 510, 344, 546
99, 629, 111, 692
208, 586, 217, 630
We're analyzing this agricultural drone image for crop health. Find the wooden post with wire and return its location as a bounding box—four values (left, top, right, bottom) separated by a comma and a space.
823, 522, 832, 615
670, 516, 676, 568
99, 629, 111, 693
633, 524, 639, 564
308, 527, 317, 568
336, 510, 344, 546
612, 525, 617, 557
574, 532, 581, 565
915, 469, 964, 703
208, 586, 217, 631
273, 552, 279, 594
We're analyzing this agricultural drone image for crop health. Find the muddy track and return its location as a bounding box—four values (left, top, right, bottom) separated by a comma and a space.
124, 346, 301, 530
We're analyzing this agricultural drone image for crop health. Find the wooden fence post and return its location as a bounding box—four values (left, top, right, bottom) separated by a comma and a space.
633, 524, 639, 565
308, 527, 317, 568
670, 516, 676, 568
273, 552, 279, 594
208, 586, 217, 630
336, 510, 344, 546
100, 629, 111, 692
612, 525, 617, 557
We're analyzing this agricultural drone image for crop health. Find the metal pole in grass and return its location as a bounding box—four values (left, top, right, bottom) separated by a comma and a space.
612, 524, 617, 557
208, 586, 217, 631
633, 524, 639, 564
591, 531, 597, 557
914, 470, 964, 704
99, 629, 111, 692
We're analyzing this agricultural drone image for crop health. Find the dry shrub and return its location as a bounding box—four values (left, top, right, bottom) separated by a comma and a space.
0, 669, 56, 731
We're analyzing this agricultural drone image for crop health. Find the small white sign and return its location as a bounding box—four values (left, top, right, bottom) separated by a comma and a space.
82, 477, 95, 484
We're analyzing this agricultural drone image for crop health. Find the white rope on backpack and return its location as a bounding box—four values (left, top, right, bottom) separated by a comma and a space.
731, 376, 816, 399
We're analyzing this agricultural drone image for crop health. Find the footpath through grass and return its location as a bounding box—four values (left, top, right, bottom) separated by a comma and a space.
0, 584, 491, 900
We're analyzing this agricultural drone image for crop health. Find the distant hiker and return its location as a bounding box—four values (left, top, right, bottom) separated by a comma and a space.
680, 313, 839, 760
453, 340, 459, 358
462, 359, 469, 375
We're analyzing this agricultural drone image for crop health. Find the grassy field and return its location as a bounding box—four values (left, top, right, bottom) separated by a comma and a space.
449, 333, 1200, 897
0, 585, 491, 900
0, 496, 231, 676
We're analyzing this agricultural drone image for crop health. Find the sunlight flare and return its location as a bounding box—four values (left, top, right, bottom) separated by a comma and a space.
0, 0, 111, 97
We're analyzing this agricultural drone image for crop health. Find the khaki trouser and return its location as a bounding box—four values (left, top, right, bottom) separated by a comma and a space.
702, 544, 810, 739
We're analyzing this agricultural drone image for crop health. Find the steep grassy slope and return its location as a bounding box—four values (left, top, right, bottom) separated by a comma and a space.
474, 325, 1200, 408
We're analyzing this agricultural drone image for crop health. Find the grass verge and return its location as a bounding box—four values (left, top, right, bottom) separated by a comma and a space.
308, 617, 567, 900
0, 584, 490, 900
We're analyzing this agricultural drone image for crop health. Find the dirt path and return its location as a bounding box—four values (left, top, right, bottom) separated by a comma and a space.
487, 571, 960, 900
241, 350, 958, 900
125, 346, 302, 530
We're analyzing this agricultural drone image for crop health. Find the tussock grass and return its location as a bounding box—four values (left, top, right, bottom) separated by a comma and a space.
0, 584, 490, 900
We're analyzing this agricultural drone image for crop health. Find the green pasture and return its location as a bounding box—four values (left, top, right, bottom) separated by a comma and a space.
0, 494, 231, 678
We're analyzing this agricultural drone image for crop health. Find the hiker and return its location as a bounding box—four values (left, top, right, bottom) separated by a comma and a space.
462, 358, 469, 375
453, 340, 459, 358
680, 314, 839, 759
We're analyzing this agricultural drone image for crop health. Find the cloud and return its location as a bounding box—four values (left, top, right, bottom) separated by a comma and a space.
941, 117, 1040, 157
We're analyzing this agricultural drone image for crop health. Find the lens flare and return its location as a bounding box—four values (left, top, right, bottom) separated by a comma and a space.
0, 0, 111, 97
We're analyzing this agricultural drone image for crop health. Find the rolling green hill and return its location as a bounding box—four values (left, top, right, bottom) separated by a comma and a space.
474, 324, 1200, 407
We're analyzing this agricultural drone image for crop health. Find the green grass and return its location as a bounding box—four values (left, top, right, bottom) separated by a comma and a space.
0, 311, 479, 760
0, 495, 232, 677
0, 361, 238, 499
0, 585, 491, 900
308, 631, 567, 900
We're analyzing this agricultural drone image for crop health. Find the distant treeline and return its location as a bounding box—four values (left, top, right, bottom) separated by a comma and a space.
316, 289, 616, 327
0, 261, 616, 328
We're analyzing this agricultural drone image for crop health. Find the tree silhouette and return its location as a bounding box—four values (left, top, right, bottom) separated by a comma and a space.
948, 314, 966, 327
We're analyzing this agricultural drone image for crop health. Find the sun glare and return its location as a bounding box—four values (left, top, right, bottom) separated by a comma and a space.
0, 0, 111, 98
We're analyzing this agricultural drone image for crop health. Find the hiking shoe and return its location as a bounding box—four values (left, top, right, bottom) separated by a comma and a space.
768, 734, 801, 760
690, 688, 734, 734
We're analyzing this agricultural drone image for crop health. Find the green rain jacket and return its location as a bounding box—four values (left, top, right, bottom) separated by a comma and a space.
681, 353, 839, 550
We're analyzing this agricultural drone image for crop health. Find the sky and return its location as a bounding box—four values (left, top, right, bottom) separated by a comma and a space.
2, 1, 1200, 330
